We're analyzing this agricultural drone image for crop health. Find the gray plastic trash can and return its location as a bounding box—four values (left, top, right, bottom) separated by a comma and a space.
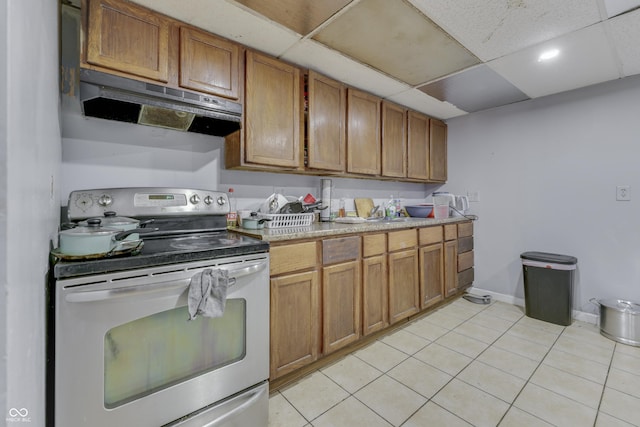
521, 251, 578, 326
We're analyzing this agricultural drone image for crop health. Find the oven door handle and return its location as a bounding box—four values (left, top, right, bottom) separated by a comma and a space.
64, 260, 268, 303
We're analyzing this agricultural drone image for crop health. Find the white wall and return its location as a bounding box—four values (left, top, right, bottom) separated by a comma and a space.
1, 0, 61, 425
443, 75, 640, 314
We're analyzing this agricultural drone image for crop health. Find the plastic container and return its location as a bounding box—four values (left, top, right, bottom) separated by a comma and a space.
521, 251, 578, 326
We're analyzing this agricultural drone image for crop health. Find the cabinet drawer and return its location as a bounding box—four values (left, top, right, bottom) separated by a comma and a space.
458, 268, 474, 288
444, 224, 458, 241
363, 234, 386, 257
419, 226, 442, 246
388, 229, 417, 252
458, 251, 474, 272
458, 236, 474, 254
458, 222, 473, 238
271, 242, 318, 275
323, 236, 361, 264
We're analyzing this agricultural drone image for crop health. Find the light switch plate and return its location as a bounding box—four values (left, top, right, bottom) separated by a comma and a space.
616, 185, 631, 201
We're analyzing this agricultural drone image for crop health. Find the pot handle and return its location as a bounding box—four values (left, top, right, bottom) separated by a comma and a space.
115, 227, 159, 241
589, 298, 600, 306
139, 219, 155, 228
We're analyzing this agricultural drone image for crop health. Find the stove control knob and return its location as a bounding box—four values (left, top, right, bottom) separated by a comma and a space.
189, 194, 201, 205
97, 194, 113, 207
204, 195, 214, 205
216, 196, 227, 206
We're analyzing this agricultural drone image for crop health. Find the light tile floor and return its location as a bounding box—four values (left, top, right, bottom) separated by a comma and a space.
268, 299, 640, 427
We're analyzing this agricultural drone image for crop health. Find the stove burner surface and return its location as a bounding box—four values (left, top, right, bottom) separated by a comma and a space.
168, 235, 241, 250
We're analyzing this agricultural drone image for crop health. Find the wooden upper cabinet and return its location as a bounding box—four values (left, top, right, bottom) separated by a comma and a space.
179, 27, 240, 100
407, 110, 429, 180
307, 71, 346, 172
381, 102, 407, 178
346, 89, 381, 175
85, 0, 170, 82
245, 51, 302, 169
430, 119, 448, 182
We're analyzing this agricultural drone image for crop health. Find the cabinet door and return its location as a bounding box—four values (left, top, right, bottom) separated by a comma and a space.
430, 119, 447, 182
179, 27, 240, 99
407, 111, 429, 180
323, 261, 361, 354
419, 243, 444, 309
245, 51, 302, 168
388, 249, 420, 324
444, 240, 458, 297
270, 271, 320, 379
307, 71, 346, 172
347, 89, 381, 175
86, 0, 170, 82
362, 254, 388, 336
381, 102, 407, 178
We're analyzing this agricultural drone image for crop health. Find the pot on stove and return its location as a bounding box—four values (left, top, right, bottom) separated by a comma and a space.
58, 218, 150, 256
78, 211, 154, 240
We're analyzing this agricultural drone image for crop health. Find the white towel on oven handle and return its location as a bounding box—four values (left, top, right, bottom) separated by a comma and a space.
187, 268, 230, 320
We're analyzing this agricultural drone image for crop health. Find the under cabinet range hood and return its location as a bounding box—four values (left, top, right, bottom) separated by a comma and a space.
79, 69, 242, 137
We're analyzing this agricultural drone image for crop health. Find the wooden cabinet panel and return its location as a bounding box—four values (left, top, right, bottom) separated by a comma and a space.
458, 268, 475, 289
419, 243, 444, 309
458, 221, 473, 238
458, 236, 474, 254
444, 224, 458, 241
407, 111, 429, 180
362, 254, 388, 335
363, 233, 386, 257
419, 226, 443, 246
347, 89, 381, 175
381, 101, 407, 178
245, 51, 302, 168
270, 271, 320, 379
458, 251, 474, 272
388, 229, 417, 252
179, 26, 240, 99
322, 236, 360, 265
307, 71, 346, 172
444, 240, 458, 297
388, 250, 420, 323
86, 0, 170, 82
270, 242, 317, 276
323, 261, 361, 354
430, 119, 447, 182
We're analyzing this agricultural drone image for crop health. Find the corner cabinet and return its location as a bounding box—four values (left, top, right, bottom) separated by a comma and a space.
347, 89, 381, 175
84, 0, 170, 82
306, 71, 346, 172
226, 51, 304, 170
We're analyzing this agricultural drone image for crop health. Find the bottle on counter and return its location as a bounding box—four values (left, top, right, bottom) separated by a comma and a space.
338, 198, 346, 218
386, 195, 396, 218
226, 188, 237, 228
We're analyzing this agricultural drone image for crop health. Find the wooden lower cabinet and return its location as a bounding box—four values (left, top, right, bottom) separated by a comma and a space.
323, 261, 361, 354
444, 240, 458, 297
388, 249, 420, 324
362, 254, 388, 335
270, 271, 320, 379
419, 243, 444, 308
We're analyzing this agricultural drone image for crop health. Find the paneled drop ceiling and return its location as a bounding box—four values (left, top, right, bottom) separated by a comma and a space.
130, 0, 640, 120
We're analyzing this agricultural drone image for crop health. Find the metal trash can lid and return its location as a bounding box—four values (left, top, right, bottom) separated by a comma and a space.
520, 251, 577, 265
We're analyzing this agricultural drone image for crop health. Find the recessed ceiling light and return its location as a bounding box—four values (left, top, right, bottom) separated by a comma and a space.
538, 49, 560, 62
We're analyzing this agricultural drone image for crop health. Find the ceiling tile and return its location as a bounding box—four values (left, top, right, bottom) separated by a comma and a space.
603, 0, 640, 17
311, 0, 480, 86
487, 23, 621, 98
282, 40, 411, 98
607, 8, 640, 76
409, 0, 603, 61
418, 65, 529, 112
386, 90, 467, 120
130, 0, 301, 57
231, 0, 354, 36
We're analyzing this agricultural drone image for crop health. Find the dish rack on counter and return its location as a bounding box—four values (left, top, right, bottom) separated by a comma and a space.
257, 212, 314, 228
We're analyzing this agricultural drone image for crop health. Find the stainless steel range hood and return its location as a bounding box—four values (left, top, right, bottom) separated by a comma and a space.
79, 69, 242, 137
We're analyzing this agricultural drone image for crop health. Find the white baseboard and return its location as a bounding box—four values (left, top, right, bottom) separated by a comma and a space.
468, 287, 599, 326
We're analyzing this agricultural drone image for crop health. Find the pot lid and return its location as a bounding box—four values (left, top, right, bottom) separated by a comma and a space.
79, 211, 139, 227
60, 219, 122, 236
599, 299, 640, 314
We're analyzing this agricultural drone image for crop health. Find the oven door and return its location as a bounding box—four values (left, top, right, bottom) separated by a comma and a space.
54, 253, 269, 427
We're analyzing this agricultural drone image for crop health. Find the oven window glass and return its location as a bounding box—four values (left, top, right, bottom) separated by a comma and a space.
104, 299, 246, 408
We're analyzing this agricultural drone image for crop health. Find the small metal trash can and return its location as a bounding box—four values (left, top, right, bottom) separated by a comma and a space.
521, 251, 578, 326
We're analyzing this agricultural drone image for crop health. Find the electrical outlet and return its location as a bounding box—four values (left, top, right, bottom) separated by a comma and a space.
467, 191, 480, 202
616, 185, 630, 201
